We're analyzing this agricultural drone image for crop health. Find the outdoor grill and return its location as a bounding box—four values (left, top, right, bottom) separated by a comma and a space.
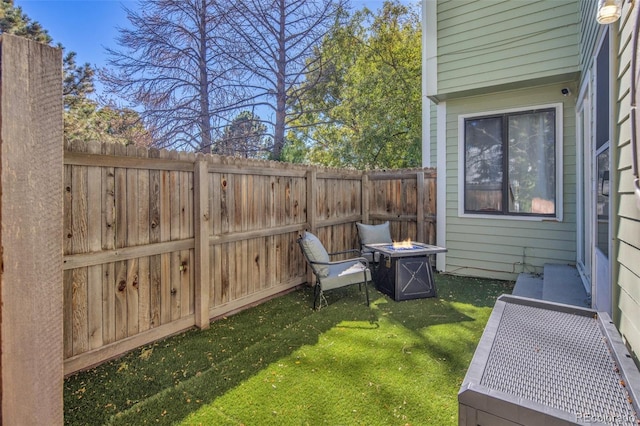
364, 242, 447, 301
459, 295, 640, 426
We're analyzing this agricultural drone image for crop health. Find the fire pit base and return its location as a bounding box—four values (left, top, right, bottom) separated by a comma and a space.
375, 254, 436, 301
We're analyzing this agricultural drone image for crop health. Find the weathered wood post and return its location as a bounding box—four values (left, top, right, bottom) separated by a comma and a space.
361, 173, 369, 224
304, 169, 317, 284
194, 158, 210, 329
0, 35, 64, 423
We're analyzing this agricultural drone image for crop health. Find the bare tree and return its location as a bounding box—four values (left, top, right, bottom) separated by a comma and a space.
101, 0, 243, 151
225, 0, 348, 160
102, 0, 347, 156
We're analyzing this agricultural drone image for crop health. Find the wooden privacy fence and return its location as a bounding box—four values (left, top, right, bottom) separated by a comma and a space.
63, 141, 437, 375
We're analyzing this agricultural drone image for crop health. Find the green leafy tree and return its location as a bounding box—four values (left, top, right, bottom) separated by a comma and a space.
286, 0, 421, 168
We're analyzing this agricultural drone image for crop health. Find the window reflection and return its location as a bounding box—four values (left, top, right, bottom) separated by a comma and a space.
596, 148, 609, 256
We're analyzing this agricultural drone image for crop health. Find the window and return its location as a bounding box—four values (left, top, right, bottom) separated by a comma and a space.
462, 106, 559, 217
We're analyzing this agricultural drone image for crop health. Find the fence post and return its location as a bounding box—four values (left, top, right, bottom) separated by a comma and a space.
194, 159, 210, 329
0, 35, 63, 423
304, 169, 317, 284
306, 169, 317, 233
416, 170, 425, 243
361, 173, 369, 223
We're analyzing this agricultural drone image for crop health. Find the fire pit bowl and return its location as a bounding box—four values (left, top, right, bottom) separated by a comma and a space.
366, 242, 446, 257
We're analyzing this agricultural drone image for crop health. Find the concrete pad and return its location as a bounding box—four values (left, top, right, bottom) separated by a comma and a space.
512, 273, 543, 299
542, 264, 590, 308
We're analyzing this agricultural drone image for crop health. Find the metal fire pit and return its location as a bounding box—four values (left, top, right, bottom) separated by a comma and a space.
364, 242, 446, 301
459, 295, 640, 425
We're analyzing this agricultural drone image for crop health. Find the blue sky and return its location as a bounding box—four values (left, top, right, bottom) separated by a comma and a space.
16, 0, 416, 103
16, 1, 409, 72
17, 1, 136, 69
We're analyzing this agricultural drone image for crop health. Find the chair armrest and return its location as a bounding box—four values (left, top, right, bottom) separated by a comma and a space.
309, 256, 369, 268
328, 249, 362, 257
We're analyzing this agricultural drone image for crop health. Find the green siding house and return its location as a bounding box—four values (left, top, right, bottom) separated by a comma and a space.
423, 0, 640, 364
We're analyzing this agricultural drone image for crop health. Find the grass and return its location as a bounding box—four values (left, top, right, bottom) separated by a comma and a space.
64, 274, 513, 425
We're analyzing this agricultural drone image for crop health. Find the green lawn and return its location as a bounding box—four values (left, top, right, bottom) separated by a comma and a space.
64, 274, 513, 425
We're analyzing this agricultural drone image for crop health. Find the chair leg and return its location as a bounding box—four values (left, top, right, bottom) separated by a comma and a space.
313, 283, 321, 310
364, 270, 370, 306
365, 279, 370, 306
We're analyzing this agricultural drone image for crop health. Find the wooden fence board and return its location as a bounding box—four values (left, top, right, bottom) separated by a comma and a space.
114, 259, 127, 341
71, 151, 89, 355
71, 270, 88, 356
161, 253, 171, 324
170, 154, 182, 320
138, 156, 151, 333
87, 265, 103, 350
221, 173, 231, 234
238, 240, 246, 298
63, 270, 74, 358
210, 172, 220, 236
114, 161, 128, 340
159, 151, 172, 325
126, 258, 139, 336
212, 244, 223, 306
126, 148, 140, 336
180, 163, 191, 317
102, 143, 116, 344
222, 242, 232, 303
103, 262, 116, 344
267, 235, 276, 289
148, 148, 162, 329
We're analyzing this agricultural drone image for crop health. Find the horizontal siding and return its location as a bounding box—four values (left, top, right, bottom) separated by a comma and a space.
578, 0, 599, 73
443, 83, 577, 279
619, 308, 640, 363
437, 0, 579, 96
618, 264, 640, 361
445, 221, 577, 246
614, 1, 640, 363
619, 166, 636, 193
439, 48, 581, 91
619, 264, 640, 311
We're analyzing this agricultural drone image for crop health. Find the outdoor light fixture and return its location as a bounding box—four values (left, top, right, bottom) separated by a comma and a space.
596, 0, 623, 24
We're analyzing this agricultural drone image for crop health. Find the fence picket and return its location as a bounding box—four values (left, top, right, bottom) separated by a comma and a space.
102, 143, 116, 343
159, 150, 172, 325
70, 141, 89, 355
87, 142, 103, 349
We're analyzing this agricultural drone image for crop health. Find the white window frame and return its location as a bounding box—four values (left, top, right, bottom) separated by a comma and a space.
457, 103, 564, 221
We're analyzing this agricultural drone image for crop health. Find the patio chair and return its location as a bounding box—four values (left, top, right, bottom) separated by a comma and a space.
298, 231, 371, 310
356, 221, 393, 264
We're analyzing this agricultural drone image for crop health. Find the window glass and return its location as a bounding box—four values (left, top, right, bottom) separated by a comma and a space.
464, 108, 557, 216
596, 148, 609, 256
507, 111, 556, 214
464, 117, 503, 212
